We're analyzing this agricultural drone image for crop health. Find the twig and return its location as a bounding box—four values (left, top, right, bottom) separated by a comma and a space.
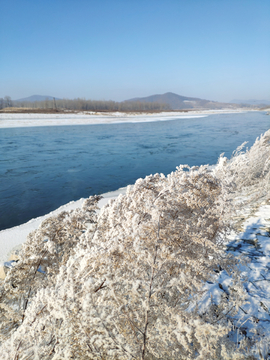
141, 218, 160, 360
48, 340, 59, 356
13, 340, 22, 360
22, 249, 48, 322
92, 301, 136, 359
94, 279, 106, 293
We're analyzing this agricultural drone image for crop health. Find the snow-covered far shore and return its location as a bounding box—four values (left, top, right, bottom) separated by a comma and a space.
0, 187, 127, 268
0, 108, 252, 128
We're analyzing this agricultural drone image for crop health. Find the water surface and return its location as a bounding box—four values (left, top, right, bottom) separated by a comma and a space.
0, 111, 269, 230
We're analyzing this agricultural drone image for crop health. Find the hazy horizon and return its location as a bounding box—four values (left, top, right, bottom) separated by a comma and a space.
1, 0, 270, 103
11, 93, 270, 105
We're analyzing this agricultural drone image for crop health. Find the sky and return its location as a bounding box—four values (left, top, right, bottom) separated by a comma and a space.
0, 0, 270, 103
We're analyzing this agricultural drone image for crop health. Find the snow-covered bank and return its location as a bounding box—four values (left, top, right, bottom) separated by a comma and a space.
0, 128, 269, 358
0, 187, 127, 268
0, 109, 250, 128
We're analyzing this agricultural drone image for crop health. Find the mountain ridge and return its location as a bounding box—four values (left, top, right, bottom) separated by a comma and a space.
126, 92, 250, 110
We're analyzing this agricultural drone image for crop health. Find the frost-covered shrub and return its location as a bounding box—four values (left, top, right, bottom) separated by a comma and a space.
0, 166, 243, 359
1, 129, 269, 359
0, 196, 101, 342
215, 129, 270, 206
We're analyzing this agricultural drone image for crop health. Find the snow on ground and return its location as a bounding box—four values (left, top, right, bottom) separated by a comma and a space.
197, 203, 270, 357
0, 109, 248, 128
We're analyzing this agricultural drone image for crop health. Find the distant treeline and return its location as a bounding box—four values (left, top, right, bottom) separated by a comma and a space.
0, 96, 170, 112
0, 96, 13, 109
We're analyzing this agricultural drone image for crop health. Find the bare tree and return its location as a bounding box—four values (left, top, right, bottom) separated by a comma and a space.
4, 96, 12, 108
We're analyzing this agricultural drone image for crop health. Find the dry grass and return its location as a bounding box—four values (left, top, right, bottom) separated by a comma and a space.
0, 107, 64, 114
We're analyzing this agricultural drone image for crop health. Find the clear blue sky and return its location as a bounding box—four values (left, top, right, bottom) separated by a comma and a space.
1, 0, 269, 102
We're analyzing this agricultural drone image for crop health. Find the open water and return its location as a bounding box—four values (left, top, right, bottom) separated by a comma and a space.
0, 111, 269, 230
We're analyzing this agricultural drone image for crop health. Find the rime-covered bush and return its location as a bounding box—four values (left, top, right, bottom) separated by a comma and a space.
0, 129, 269, 359
0, 196, 101, 342
214, 129, 270, 207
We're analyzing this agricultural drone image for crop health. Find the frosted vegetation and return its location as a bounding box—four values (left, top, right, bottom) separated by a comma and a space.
0, 130, 269, 359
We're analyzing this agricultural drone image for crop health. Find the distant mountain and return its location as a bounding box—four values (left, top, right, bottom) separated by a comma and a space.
15, 95, 61, 102
230, 99, 270, 106
126, 92, 241, 110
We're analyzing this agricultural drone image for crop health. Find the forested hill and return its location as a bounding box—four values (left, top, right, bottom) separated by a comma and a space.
126, 92, 249, 110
